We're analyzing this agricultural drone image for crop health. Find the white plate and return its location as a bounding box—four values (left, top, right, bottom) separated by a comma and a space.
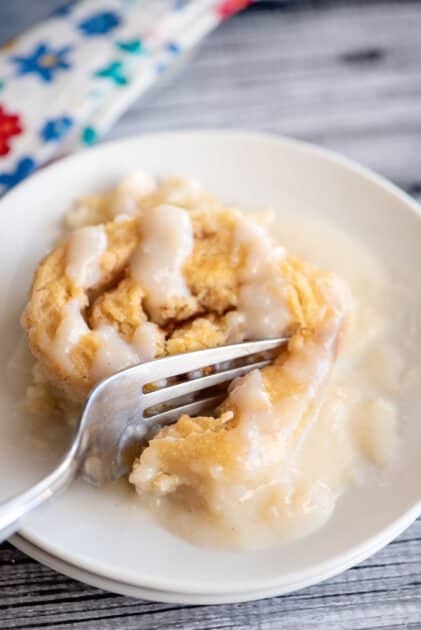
1, 131, 421, 598
10, 507, 418, 605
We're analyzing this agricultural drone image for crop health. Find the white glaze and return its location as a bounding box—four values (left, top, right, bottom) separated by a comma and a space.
132, 322, 159, 362
91, 325, 140, 381
51, 298, 89, 371
237, 279, 291, 340
230, 213, 291, 340
130, 204, 193, 319
91, 322, 159, 381
235, 214, 286, 282
66, 225, 107, 289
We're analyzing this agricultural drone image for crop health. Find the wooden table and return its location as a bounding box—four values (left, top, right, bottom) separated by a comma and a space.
1, 2, 421, 627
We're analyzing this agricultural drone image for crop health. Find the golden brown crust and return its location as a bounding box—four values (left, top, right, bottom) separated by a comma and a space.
22, 219, 142, 401
101, 218, 139, 279
23, 199, 254, 402
130, 272, 353, 504
166, 315, 227, 354
89, 277, 146, 340
185, 210, 240, 314
22, 180, 342, 407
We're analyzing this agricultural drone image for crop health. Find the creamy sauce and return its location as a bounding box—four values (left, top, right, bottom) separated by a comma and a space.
91, 322, 158, 381
92, 325, 139, 381
135, 212, 401, 550
229, 370, 281, 449
236, 279, 291, 340
66, 225, 107, 289
130, 204, 193, 319
229, 214, 291, 340
235, 213, 286, 281
132, 322, 159, 362
50, 298, 89, 370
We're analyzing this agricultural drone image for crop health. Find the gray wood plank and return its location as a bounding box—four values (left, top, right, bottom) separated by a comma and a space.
1, 1, 421, 628
0, 519, 421, 628
0, 0, 65, 44
108, 1, 421, 191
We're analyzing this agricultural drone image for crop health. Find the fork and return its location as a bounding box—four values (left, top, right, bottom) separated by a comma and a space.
0, 337, 287, 542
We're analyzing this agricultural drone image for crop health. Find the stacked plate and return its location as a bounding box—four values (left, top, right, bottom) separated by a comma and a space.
2, 132, 421, 603
10, 509, 419, 604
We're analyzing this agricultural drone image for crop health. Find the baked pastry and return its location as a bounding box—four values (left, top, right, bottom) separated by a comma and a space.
129, 261, 353, 517
25, 172, 414, 554
22, 176, 237, 401
24, 173, 344, 403
21, 171, 355, 545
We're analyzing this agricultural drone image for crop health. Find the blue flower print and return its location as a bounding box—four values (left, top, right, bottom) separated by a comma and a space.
11, 43, 72, 83
167, 41, 181, 54
40, 116, 73, 142
78, 11, 121, 37
81, 126, 98, 146
116, 39, 144, 55
94, 61, 129, 86
0, 156, 36, 193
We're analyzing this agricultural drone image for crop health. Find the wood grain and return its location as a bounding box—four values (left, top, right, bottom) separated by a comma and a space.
1, 1, 421, 628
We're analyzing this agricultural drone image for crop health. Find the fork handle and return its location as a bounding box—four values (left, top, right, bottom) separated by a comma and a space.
0, 446, 79, 543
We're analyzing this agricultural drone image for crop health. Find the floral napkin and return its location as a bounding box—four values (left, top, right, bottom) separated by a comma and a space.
0, 0, 252, 194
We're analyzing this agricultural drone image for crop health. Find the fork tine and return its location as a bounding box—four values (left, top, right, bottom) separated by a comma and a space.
149, 393, 227, 426
142, 359, 271, 410
123, 337, 288, 384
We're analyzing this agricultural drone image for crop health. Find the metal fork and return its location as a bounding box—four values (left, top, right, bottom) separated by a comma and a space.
0, 337, 287, 542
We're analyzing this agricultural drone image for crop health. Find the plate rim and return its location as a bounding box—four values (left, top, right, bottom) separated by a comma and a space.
3, 128, 421, 216
11, 505, 418, 604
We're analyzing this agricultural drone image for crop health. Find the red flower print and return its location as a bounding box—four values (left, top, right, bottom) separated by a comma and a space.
216, 0, 253, 20
0, 105, 23, 156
